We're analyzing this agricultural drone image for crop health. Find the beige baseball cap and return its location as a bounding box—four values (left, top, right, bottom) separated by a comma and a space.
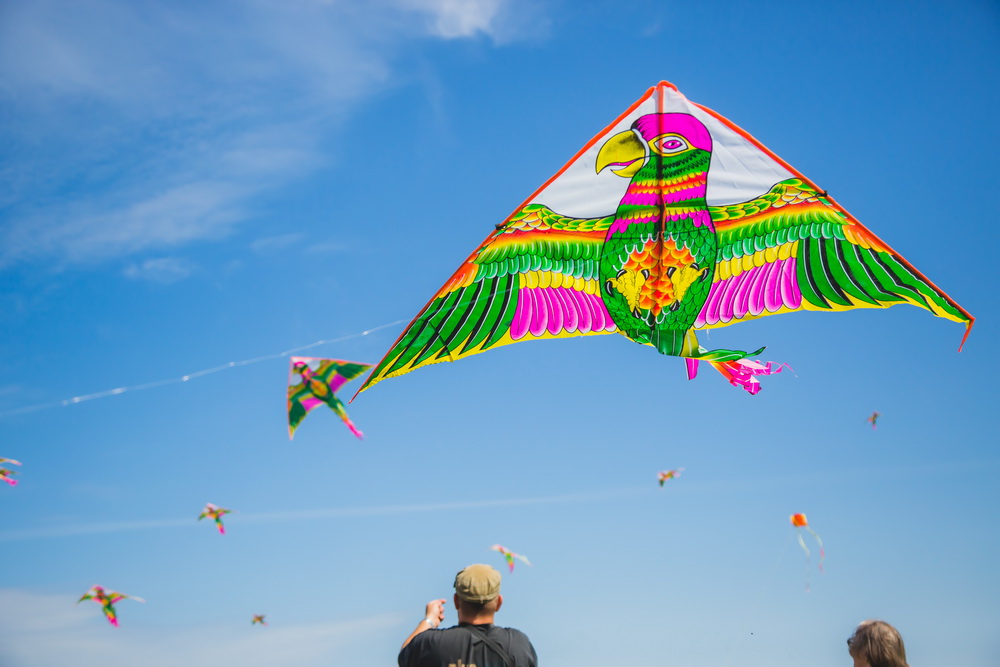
454, 564, 501, 603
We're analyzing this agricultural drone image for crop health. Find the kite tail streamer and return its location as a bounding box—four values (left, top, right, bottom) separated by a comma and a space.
341, 416, 364, 439
795, 525, 824, 591
685, 356, 788, 394
796, 532, 814, 593
807, 527, 825, 573
796, 531, 811, 561
705, 359, 790, 395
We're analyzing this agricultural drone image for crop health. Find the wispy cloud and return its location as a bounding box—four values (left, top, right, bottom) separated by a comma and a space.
0, 588, 403, 667
401, 0, 504, 39
250, 233, 307, 253
0, 487, 646, 542
398, 0, 550, 43
0, 0, 542, 270
123, 257, 197, 284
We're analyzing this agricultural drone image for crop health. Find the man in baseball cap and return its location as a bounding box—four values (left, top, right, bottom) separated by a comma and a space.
399, 563, 537, 667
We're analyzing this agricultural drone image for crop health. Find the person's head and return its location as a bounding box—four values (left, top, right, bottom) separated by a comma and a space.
453, 564, 503, 623
847, 620, 908, 667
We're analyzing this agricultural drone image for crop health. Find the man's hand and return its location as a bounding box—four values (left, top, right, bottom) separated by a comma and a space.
424, 599, 446, 628
401, 598, 448, 650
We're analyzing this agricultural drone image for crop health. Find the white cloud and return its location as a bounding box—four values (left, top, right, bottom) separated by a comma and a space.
303, 240, 349, 254
123, 257, 197, 284
0, 588, 404, 667
0, 0, 546, 270
399, 0, 504, 39
249, 233, 307, 253
0, 488, 645, 542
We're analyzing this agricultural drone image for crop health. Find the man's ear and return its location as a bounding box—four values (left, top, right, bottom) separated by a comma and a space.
453, 593, 461, 611
495, 594, 503, 612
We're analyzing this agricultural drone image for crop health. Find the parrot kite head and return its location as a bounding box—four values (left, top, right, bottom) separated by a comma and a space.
596, 113, 713, 181
78, 585, 106, 603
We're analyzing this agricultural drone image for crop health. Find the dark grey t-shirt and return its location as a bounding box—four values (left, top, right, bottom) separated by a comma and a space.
398, 623, 537, 667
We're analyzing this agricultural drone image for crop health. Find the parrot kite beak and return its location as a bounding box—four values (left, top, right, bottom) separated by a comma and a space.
596, 129, 646, 178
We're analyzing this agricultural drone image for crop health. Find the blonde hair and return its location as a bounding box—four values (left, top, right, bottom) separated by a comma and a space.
849, 620, 908, 667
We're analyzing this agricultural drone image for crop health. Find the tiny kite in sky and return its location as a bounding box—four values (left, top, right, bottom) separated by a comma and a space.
0, 458, 21, 487
199, 503, 233, 535
355, 81, 972, 398
288, 357, 372, 439
78, 585, 145, 627
252, 614, 267, 625
790, 513, 825, 591
0, 468, 18, 486
658, 468, 684, 486
491, 544, 531, 572
868, 411, 881, 429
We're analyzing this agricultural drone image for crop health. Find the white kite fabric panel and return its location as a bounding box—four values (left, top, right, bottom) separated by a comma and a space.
533, 83, 794, 215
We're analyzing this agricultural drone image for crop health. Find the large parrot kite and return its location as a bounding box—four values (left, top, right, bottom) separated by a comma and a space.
356, 82, 972, 396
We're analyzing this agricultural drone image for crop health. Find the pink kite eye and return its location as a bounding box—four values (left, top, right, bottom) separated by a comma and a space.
654, 135, 690, 154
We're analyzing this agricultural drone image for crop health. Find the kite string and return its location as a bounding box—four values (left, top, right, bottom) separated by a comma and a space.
0, 319, 405, 419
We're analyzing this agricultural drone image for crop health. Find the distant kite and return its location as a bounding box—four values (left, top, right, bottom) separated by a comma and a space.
790, 513, 825, 591
491, 544, 531, 572
78, 585, 145, 627
199, 503, 233, 535
0, 458, 21, 487
868, 411, 880, 429
657, 468, 684, 486
0, 468, 17, 487
288, 357, 372, 439
252, 614, 267, 625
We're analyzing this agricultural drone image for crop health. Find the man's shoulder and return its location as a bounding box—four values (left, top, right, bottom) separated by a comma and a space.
491, 625, 532, 642
435, 624, 532, 644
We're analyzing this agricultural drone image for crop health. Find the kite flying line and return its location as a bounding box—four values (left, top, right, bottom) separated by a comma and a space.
0, 319, 405, 419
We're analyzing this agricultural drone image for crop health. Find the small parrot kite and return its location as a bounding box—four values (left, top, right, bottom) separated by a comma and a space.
252, 614, 267, 625
355, 81, 972, 399
199, 502, 233, 535
0, 458, 21, 486
868, 411, 880, 429
790, 513, 825, 591
288, 357, 373, 439
78, 585, 145, 627
491, 544, 532, 572
657, 468, 684, 486
0, 467, 18, 487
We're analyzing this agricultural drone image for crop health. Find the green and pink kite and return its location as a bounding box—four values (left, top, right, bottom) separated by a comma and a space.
288, 357, 371, 439
353, 82, 972, 398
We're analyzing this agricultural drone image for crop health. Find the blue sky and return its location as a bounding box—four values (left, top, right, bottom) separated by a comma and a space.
1, 1, 998, 665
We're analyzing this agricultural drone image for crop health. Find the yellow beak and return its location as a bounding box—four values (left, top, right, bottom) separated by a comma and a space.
595, 129, 646, 178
